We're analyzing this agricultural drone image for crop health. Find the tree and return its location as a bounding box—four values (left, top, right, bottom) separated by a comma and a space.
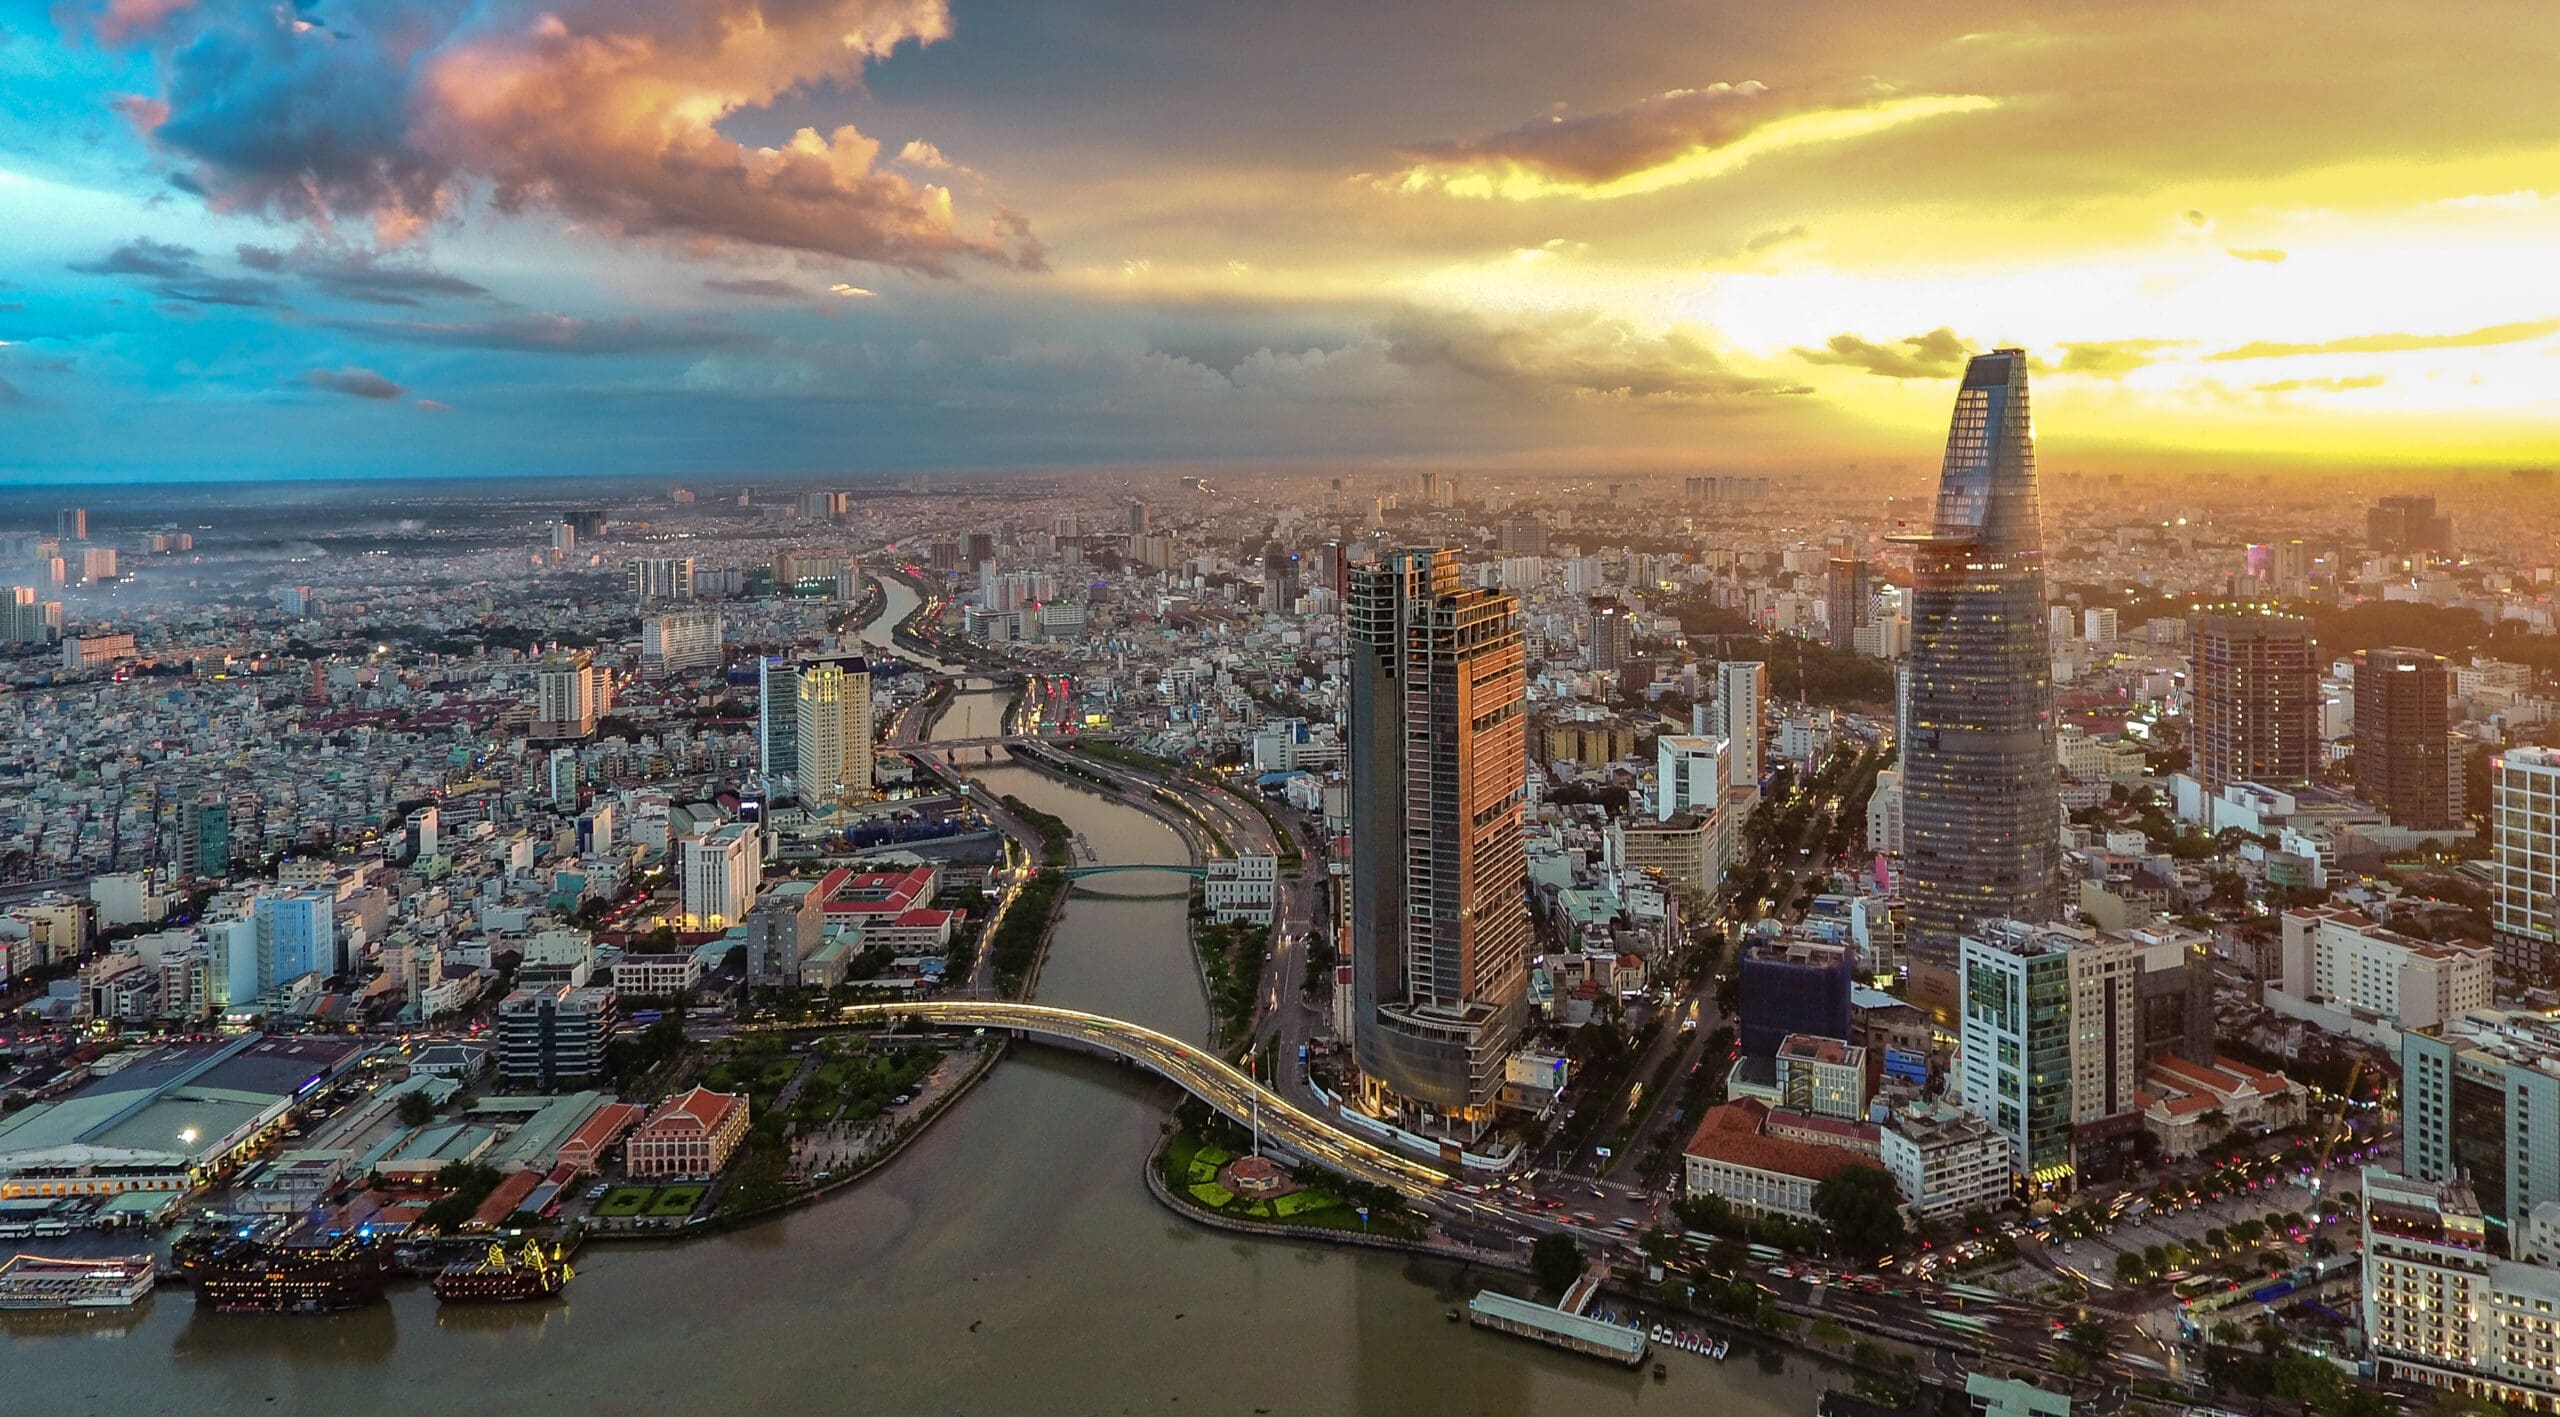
2113, 1251, 2149, 1285
1531, 1233, 1583, 1295
2061, 1318, 2110, 1372
394, 1089, 439, 1127
1811, 1164, 1908, 1262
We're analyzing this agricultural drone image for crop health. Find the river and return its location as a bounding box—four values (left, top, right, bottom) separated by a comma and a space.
12, 676, 1830, 1416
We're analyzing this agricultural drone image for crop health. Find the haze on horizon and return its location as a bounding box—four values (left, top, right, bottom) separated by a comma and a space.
3, 0, 2557, 484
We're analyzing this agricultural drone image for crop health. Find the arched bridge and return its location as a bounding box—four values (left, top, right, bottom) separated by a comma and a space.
834, 1001, 1449, 1196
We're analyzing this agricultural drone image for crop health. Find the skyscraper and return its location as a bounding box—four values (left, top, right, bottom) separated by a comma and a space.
2493, 746, 2560, 984
1895, 349, 2059, 962
2356, 647, 2455, 828
757, 656, 800, 787
1261, 541, 1300, 613
1716, 661, 1767, 794
2192, 608, 2319, 793
1586, 597, 1633, 674
794, 655, 874, 810
1826, 555, 1870, 650
1347, 549, 1530, 1124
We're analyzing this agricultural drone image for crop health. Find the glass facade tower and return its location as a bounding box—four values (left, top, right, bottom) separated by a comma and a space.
1895, 348, 2059, 961
1347, 549, 1531, 1121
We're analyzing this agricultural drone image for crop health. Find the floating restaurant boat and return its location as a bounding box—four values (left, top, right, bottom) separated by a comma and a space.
0, 1254, 156, 1310
192, 1235, 387, 1314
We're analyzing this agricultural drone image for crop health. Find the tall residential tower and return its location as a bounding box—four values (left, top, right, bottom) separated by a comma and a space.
1895, 349, 2059, 965
1347, 549, 1531, 1127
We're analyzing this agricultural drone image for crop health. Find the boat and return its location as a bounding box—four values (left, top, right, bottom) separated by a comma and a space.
1712, 1338, 1730, 1361
0, 1254, 156, 1310
193, 1235, 387, 1314
433, 1240, 573, 1304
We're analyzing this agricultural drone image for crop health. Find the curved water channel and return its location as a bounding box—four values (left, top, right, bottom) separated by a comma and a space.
15, 578, 1826, 1413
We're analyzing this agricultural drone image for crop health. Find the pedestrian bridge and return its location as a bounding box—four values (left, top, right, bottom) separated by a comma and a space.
833, 1001, 1450, 1195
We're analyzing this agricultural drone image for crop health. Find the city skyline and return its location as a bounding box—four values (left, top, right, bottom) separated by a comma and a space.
5, 1, 2559, 481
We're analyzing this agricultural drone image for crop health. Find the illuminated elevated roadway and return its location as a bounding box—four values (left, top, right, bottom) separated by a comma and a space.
836, 1001, 1452, 1197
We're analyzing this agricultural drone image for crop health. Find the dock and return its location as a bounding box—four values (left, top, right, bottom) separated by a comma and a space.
1465, 1290, 1647, 1367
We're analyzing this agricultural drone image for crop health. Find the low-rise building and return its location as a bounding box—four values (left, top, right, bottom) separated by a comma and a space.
626, 1086, 750, 1180
1681, 1098, 1872, 1222
612, 952, 705, 997
1774, 1033, 1868, 1121
1875, 1100, 2010, 1221
1204, 853, 1277, 924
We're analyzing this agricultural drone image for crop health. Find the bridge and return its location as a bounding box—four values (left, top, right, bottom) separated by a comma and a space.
835, 1001, 1451, 1197
907, 732, 1129, 752
1060, 862, 1207, 881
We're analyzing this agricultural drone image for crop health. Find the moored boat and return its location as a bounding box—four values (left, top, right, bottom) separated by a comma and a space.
432, 1240, 573, 1304
0, 1253, 155, 1310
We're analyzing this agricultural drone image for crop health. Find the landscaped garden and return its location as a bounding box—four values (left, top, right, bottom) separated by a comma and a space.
595, 1186, 655, 1217
1158, 1127, 1418, 1235
646, 1184, 707, 1216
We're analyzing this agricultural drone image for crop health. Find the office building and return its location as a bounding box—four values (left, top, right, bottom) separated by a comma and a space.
1826, 555, 1869, 650
2369, 494, 2454, 554
1656, 734, 1727, 821
1261, 542, 1300, 613
1737, 938, 1852, 1060
1895, 349, 2059, 962
1716, 660, 1767, 793
2192, 608, 2319, 793
253, 889, 338, 993
2357, 646, 2456, 828
496, 984, 617, 1089
3, 586, 59, 644
1496, 515, 1548, 557
624, 556, 696, 604
2402, 1009, 2560, 1242
757, 656, 800, 786
793, 655, 873, 809
1612, 813, 1727, 897
1346, 549, 1531, 1124
533, 661, 610, 741
2495, 746, 2560, 983
1957, 918, 2137, 1190
1774, 1033, 1868, 1120
743, 880, 824, 987
1866, 768, 1903, 855
641, 609, 726, 673
175, 794, 229, 880
1586, 598, 1634, 673
1876, 1100, 2013, 1221
682, 823, 763, 931
56, 507, 86, 540
2361, 1167, 2560, 1410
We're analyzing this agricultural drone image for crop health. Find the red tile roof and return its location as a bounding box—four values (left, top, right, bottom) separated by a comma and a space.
638, 1086, 747, 1138
1683, 1100, 1869, 1186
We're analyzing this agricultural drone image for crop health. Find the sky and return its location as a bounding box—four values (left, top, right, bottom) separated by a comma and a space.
3, 0, 2558, 483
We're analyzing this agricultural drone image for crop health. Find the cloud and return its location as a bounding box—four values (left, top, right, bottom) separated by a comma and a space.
1382, 82, 1997, 200
154, 275, 282, 306
99, 0, 1042, 273
703, 278, 813, 301
2253, 375, 2386, 393
2224, 247, 2288, 263
0, 376, 25, 406
235, 243, 488, 305
2205, 318, 2560, 360
1384, 307, 1805, 400
1795, 328, 1969, 379
302, 366, 406, 400
828, 284, 877, 299
2432, 190, 2551, 210
1744, 224, 1810, 253
2052, 338, 2185, 378
414, 398, 452, 412
68, 236, 201, 279
327, 312, 767, 356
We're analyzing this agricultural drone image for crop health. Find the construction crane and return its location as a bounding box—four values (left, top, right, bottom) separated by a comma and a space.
2307, 1055, 2367, 1196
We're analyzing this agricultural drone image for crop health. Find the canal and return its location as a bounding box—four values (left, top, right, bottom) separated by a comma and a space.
12, 682, 1826, 1415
